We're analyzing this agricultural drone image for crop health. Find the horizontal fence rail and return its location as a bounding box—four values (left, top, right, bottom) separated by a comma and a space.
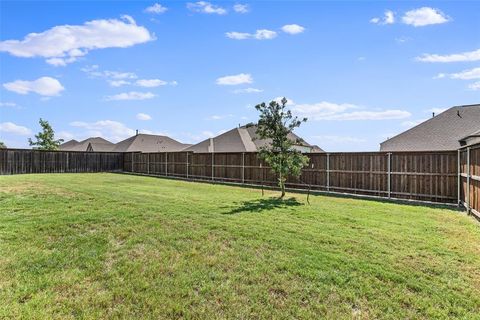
0, 149, 124, 174
123, 150, 459, 204
1, 148, 469, 205
459, 143, 480, 218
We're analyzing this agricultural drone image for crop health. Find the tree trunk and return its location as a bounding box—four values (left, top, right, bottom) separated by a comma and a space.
279, 175, 286, 199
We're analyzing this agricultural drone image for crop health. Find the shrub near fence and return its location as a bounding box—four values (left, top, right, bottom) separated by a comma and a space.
460, 142, 480, 218
0, 149, 124, 175
124, 150, 459, 204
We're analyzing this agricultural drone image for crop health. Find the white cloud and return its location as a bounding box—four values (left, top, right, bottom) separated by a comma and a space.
416, 49, 480, 63
82, 65, 176, 88
273, 97, 295, 106
135, 79, 168, 87
82, 66, 138, 80
187, 1, 227, 15
395, 36, 411, 44
428, 107, 448, 114
468, 81, 480, 91
105, 91, 156, 101
0, 102, 17, 107
216, 73, 253, 85
233, 87, 263, 94
206, 114, 233, 120
370, 10, 395, 25
0, 16, 154, 66
281, 24, 305, 34
448, 67, 480, 80
226, 29, 277, 40
254, 29, 277, 40
0, 122, 31, 135
401, 119, 428, 128
3, 77, 64, 96
402, 7, 450, 27
225, 32, 251, 40
136, 113, 152, 120
108, 80, 130, 87
312, 135, 367, 144
292, 101, 411, 120
57, 131, 76, 141
434, 67, 480, 91
233, 4, 249, 14
145, 3, 168, 14
70, 120, 136, 142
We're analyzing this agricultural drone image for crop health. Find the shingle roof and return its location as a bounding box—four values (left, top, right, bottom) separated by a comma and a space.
380, 104, 480, 151
58, 139, 79, 150
113, 134, 191, 152
185, 124, 324, 153
59, 137, 114, 151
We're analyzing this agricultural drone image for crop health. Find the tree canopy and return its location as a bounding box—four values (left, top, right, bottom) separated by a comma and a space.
28, 118, 64, 150
255, 97, 309, 198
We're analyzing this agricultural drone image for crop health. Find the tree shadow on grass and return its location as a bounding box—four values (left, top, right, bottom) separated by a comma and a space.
223, 197, 302, 215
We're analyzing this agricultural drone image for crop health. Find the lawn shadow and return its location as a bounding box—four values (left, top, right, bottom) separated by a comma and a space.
223, 197, 303, 214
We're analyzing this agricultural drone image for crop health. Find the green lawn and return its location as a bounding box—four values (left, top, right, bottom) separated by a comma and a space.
0, 173, 479, 319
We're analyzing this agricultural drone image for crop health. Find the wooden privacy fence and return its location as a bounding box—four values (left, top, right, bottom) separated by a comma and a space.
459, 142, 480, 218
124, 150, 459, 203
0, 149, 124, 175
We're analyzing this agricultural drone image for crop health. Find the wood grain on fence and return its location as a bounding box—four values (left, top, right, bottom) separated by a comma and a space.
0, 149, 123, 175
460, 143, 480, 218
123, 150, 459, 203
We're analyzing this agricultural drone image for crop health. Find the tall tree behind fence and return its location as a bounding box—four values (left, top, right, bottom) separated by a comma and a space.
124, 151, 458, 203
460, 143, 480, 218
0, 149, 124, 174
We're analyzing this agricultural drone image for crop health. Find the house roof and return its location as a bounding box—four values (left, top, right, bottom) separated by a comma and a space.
112, 134, 191, 152
59, 137, 114, 152
380, 104, 480, 151
185, 124, 324, 153
59, 139, 79, 150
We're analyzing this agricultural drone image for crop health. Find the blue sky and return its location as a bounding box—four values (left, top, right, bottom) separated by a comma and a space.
0, 1, 479, 151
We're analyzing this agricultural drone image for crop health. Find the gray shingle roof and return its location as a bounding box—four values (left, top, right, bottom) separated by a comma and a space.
112, 134, 191, 152
185, 125, 324, 153
380, 104, 480, 151
59, 137, 114, 152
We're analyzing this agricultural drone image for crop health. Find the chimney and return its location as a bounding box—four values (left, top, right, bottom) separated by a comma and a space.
432, 112, 435, 118
208, 138, 215, 153
136, 129, 139, 136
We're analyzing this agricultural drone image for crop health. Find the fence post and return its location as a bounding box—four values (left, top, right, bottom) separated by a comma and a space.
326, 153, 330, 191
165, 152, 168, 176
457, 149, 461, 206
65, 152, 69, 173
211, 152, 214, 181
387, 152, 392, 198
186, 152, 189, 179
466, 147, 471, 213
147, 153, 150, 174
242, 152, 245, 184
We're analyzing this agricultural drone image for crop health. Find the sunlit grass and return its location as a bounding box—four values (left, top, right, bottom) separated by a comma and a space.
0, 173, 479, 319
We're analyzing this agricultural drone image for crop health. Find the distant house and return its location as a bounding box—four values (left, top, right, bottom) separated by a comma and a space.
459, 129, 480, 147
112, 134, 191, 152
59, 137, 115, 152
380, 104, 480, 152
185, 124, 323, 153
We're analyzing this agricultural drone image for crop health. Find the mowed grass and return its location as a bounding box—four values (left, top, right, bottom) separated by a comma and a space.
0, 173, 479, 319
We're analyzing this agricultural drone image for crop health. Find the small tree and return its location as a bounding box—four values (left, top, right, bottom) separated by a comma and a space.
0, 141, 6, 149
255, 97, 309, 199
28, 118, 63, 150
